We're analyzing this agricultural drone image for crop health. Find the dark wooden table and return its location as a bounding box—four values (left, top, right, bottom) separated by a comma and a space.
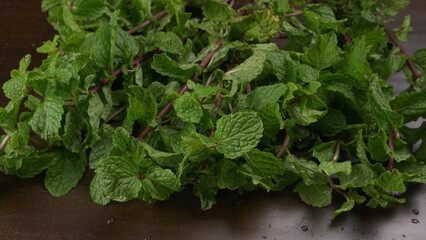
0, 1, 425, 239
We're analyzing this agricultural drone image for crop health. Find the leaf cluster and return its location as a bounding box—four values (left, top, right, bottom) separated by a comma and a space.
1, 0, 426, 216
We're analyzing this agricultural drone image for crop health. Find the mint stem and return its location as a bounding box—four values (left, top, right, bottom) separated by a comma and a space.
276, 130, 290, 158
0, 135, 11, 151
386, 131, 397, 171
127, 11, 168, 34
327, 141, 349, 199
105, 103, 129, 123
138, 41, 224, 140
384, 26, 421, 80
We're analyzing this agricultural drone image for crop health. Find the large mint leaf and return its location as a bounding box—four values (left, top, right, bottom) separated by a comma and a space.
91, 156, 142, 204
153, 32, 184, 54
45, 149, 87, 196
303, 3, 346, 32
29, 96, 64, 141
202, 0, 236, 22
214, 112, 263, 159
92, 25, 113, 69
391, 88, 426, 122
63, 109, 84, 153
151, 53, 200, 80
173, 93, 203, 123
367, 78, 403, 131
243, 149, 285, 176
270, 0, 290, 15
287, 95, 327, 126
72, 0, 105, 21
142, 166, 181, 200
3, 55, 31, 101
115, 28, 139, 64
246, 83, 288, 110
301, 32, 340, 70
223, 51, 266, 84
375, 169, 406, 193
343, 36, 371, 88
215, 159, 246, 190
294, 182, 332, 208
368, 129, 391, 162
337, 164, 375, 190
127, 86, 158, 122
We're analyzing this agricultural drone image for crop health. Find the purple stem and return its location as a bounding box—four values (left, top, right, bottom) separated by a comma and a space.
127, 11, 168, 34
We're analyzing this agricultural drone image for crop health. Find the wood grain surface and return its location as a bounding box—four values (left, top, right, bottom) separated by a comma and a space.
0, 1, 425, 240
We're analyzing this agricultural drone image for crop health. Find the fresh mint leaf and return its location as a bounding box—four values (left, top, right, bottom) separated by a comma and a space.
45, 149, 87, 196
28, 96, 64, 141
173, 93, 203, 123
223, 51, 266, 84
294, 182, 332, 208
301, 32, 340, 70
151, 53, 201, 80
202, 0, 236, 22
214, 112, 263, 159
243, 148, 285, 176
127, 86, 158, 122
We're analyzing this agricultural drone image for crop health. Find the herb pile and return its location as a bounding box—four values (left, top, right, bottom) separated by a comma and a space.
1, 0, 426, 216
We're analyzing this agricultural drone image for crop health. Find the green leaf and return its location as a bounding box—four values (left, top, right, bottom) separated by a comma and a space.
202, 0, 236, 22
319, 161, 351, 176
367, 78, 403, 131
193, 174, 218, 210
312, 109, 346, 136
45, 149, 87, 196
301, 32, 340, 70
215, 159, 246, 190
153, 32, 184, 54
142, 166, 181, 200
151, 53, 200, 80
243, 9, 280, 43
287, 96, 327, 126
89, 124, 114, 169
173, 93, 203, 124
270, 0, 290, 15
375, 169, 406, 193
294, 182, 332, 208
343, 36, 371, 87
313, 141, 337, 163
214, 112, 263, 159
91, 156, 142, 204
334, 199, 355, 217
303, 4, 346, 33
71, 0, 105, 21
368, 129, 391, 162
375, 0, 410, 17
258, 103, 284, 134
393, 16, 412, 42
87, 94, 104, 138
243, 149, 285, 176
391, 87, 426, 122
3, 55, 31, 101
337, 164, 375, 190
114, 28, 139, 64
246, 83, 287, 110
127, 86, 158, 122
223, 51, 266, 84
29, 96, 64, 141
187, 81, 229, 99
63, 108, 83, 153
92, 25, 113, 69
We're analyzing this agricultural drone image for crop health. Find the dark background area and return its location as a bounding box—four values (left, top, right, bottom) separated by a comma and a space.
0, 1, 425, 239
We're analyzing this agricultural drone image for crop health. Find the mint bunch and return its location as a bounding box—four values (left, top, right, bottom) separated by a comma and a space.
1, 0, 426, 216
